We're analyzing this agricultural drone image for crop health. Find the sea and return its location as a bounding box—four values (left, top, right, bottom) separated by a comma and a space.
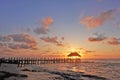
20, 59, 120, 80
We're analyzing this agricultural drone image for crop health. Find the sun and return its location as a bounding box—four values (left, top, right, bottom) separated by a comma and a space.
71, 56, 79, 59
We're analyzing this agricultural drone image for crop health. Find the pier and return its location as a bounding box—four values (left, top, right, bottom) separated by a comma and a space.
0, 57, 81, 67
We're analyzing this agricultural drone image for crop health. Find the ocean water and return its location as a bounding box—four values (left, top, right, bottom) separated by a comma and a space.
21, 59, 120, 80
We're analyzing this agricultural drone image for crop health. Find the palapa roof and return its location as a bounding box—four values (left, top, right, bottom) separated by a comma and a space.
67, 52, 81, 57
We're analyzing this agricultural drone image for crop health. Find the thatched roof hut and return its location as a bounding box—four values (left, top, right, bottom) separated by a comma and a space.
67, 52, 81, 58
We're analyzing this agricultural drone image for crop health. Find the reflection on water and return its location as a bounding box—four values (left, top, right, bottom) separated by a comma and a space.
39, 59, 120, 80
20, 60, 120, 80
72, 66, 77, 72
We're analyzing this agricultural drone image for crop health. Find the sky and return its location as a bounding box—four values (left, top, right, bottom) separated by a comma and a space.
0, 0, 120, 59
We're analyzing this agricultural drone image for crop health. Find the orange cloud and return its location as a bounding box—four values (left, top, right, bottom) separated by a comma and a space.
34, 16, 54, 35
107, 37, 120, 45
81, 16, 102, 28
80, 8, 119, 28
42, 16, 54, 30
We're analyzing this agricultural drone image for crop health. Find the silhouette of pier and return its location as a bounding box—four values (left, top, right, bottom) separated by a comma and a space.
0, 57, 81, 67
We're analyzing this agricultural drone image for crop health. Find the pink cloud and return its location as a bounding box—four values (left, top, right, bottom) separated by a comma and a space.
40, 36, 58, 43
0, 33, 38, 50
42, 16, 54, 30
80, 8, 119, 29
34, 16, 54, 35
88, 37, 106, 42
9, 33, 36, 44
88, 33, 106, 42
107, 37, 120, 45
81, 16, 102, 28
0, 35, 11, 42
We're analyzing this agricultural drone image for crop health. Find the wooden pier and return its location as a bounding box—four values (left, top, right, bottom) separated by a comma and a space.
0, 57, 81, 67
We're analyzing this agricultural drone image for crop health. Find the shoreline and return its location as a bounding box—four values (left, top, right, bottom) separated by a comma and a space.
0, 63, 109, 80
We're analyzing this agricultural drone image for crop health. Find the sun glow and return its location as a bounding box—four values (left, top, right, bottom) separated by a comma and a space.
69, 49, 77, 52
67, 49, 81, 59
68, 48, 82, 56
70, 56, 80, 59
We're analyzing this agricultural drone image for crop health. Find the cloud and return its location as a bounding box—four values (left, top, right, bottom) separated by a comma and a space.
76, 48, 95, 54
40, 36, 64, 47
33, 27, 49, 34
88, 37, 106, 42
76, 48, 85, 50
116, 22, 120, 28
8, 43, 37, 50
61, 37, 64, 40
80, 8, 119, 28
0, 43, 4, 47
56, 43, 64, 47
25, 28, 31, 32
0, 33, 38, 50
0, 35, 11, 42
107, 37, 120, 45
88, 33, 106, 42
9, 33, 36, 44
84, 50, 95, 53
40, 36, 58, 43
33, 17, 54, 35
42, 16, 54, 29
88, 33, 120, 45
17, 27, 31, 33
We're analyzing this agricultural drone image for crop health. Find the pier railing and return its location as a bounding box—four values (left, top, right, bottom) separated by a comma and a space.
0, 57, 81, 67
